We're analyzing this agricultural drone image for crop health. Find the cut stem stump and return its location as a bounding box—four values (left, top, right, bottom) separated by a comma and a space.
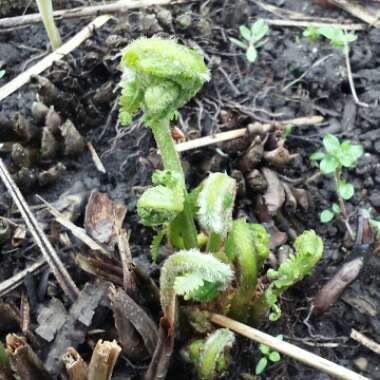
211, 314, 370, 380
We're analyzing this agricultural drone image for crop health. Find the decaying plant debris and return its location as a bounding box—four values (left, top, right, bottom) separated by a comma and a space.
0, 0, 380, 379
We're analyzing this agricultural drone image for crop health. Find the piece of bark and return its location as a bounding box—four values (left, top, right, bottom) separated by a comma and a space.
88, 340, 121, 380
45, 281, 110, 376
312, 257, 364, 315
262, 168, 285, 215
263, 142, 298, 167
84, 192, 127, 252
6, 334, 52, 380
239, 136, 265, 173
35, 298, 68, 342
109, 287, 158, 359
63, 347, 88, 380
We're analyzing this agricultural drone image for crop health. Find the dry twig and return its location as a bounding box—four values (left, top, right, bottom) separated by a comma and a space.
211, 314, 370, 380
0, 159, 79, 302
0, 15, 112, 102
351, 329, 380, 355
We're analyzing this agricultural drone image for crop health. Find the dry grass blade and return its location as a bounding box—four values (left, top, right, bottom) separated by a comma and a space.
175, 116, 324, 152
0, 15, 112, 102
88, 340, 121, 380
351, 329, 380, 355
0, 258, 46, 298
211, 314, 370, 380
37, 195, 110, 256
0, 159, 79, 302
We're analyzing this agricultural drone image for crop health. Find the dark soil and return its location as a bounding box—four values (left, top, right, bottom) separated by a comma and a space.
0, 1, 379, 379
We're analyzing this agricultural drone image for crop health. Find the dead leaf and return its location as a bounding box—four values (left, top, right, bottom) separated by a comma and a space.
84, 192, 127, 252
262, 168, 285, 215
263, 141, 298, 167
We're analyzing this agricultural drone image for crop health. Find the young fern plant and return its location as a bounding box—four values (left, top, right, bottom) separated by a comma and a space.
118, 37, 210, 250
36, 0, 62, 50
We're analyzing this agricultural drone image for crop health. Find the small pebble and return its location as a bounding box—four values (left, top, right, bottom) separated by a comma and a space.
354, 357, 368, 372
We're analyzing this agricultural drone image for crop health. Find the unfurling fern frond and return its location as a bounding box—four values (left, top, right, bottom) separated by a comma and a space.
264, 230, 323, 321
182, 329, 236, 380
225, 219, 270, 321
137, 170, 184, 226
197, 173, 237, 252
160, 249, 233, 311
150, 228, 166, 263
119, 37, 210, 127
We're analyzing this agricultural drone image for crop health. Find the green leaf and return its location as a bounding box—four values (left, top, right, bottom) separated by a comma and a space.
310, 151, 325, 161
283, 125, 293, 139
349, 143, 364, 161
246, 45, 258, 62
361, 208, 371, 219
320, 156, 339, 174
229, 37, 247, 50
338, 181, 354, 200
320, 209, 334, 223
240, 25, 252, 41
323, 134, 340, 155
251, 19, 269, 42
259, 344, 270, 355
332, 203, 341, 214
0, 70, 5, 80
255, 357, 268, 375
269, 351, 281, 362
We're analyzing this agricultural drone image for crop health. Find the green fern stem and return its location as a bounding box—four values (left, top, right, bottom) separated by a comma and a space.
150, 119, 198, 249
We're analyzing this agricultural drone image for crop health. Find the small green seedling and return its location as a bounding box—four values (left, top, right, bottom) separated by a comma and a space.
230, 19, 269, 63
283, 125, 294, 139
303, 25, 356, 53
320, 203, 341, 224
255, 335, 282, 375
303, 25, 320, 41
310, 134, 363, 225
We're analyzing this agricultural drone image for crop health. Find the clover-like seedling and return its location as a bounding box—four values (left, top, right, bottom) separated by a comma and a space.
303, 25, 356, 53
230, 19, 269, 63
310, 134, 363, 226
36, 0, 62, 49
255, 335, 282, 375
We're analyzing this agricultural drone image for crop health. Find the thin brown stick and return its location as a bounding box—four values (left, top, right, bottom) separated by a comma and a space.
0, 15, 112, 102
37, 195, 110, 256
264, 18, 366, 30
175, 116, 324, 152
0, 159, 79, 301
344, 41, 369, 108
329, 0, 380, 27
0, 258, 46, 297
351, 329, 380, 355
211, 314, 370, 380
0, 0, 195, 29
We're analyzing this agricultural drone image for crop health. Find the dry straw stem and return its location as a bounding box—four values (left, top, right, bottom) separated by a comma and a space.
175, 116, 324, 152
0, 15, 112, 102
37, 195, 110, 256
87, 143, 106, 174
351, 329, 380, 355
211, 314, 370, 380
63, 347, 89, 380
263, 18, 366, 30
0, 0, 194, 29
0, 258, 46, 297
88, 340, 121, 380
0, 159, 79, 302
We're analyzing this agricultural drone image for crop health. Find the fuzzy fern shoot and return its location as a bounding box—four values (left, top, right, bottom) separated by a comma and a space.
119, 37, 209, 249
160, 249, 233, 312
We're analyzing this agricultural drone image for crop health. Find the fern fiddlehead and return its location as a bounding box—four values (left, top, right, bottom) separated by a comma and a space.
252, 230, 323, 321
119, 37, 210, 249
159, 249, 233, 312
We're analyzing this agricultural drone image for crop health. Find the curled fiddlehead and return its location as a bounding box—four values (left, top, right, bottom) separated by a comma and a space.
160, 249, 233, 312
197, 173, 237, 252
225, 219, 270, 321
182, 329, 236, 380
119, 37, 210, 127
